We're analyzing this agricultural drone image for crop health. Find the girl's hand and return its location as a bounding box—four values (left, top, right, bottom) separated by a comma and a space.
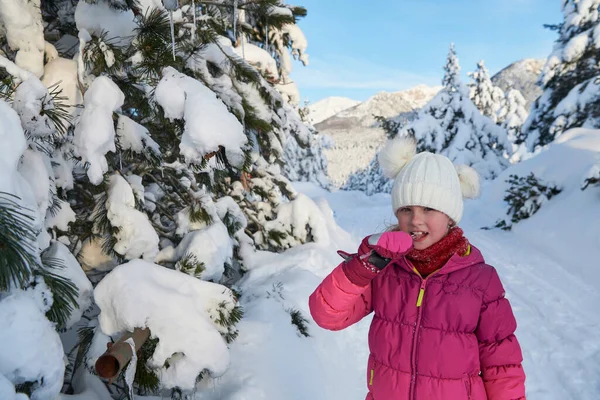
359, 231, 414, 261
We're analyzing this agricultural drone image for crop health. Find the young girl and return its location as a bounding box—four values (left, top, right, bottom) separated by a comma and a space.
309, 137, 526, 400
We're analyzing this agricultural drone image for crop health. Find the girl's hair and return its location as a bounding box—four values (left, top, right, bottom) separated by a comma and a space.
386, 223, 401, 232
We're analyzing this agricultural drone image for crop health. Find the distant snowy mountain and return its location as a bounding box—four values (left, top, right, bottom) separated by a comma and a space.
316, 84, 441, 187
315, 84, 441, 131
307, 97, 360, 125
492, 58, 545, 108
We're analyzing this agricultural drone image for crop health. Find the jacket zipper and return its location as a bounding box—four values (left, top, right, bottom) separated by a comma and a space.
409, 278, 426, 400
464, 375, 472, 399
408, 265, 441, 400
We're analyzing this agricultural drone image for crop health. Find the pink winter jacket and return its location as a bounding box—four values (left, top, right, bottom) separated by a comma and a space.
309, 245, 526, 400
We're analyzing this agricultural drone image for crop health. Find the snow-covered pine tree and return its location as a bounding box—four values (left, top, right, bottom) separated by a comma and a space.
498, 88, 530, 162
0, 65, 91, 399
468, 60, 506, 123
522, 0, 600, 151
402, 44, 511, 179
229, 0, 328, 186
0, 0, 325, 398
344, 45, 511, 193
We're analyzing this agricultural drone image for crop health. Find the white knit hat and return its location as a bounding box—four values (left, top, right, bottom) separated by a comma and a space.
378, 136, 480, 223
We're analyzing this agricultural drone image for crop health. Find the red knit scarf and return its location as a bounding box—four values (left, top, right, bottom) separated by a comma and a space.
406, 227, 470, 277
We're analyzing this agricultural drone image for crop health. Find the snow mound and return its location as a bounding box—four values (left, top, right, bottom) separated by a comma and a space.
94, 260, 238, 390
479, 128, 600, 283
0, 292, 65, 400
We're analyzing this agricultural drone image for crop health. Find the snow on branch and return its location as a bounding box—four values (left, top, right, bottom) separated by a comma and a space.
155, 67, 247, 168
94, 259, 238, 390
73, 76, 124, 185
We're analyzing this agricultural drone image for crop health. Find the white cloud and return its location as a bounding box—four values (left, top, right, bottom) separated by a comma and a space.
290, 55, 440, 91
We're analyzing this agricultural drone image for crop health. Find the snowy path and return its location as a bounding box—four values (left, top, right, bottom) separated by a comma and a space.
296, 183, 600, 400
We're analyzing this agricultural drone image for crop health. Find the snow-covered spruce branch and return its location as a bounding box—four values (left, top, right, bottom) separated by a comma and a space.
0, 55, 34, 82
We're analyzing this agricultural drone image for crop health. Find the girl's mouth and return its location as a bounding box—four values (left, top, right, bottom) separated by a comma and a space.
410, 231, 429, 242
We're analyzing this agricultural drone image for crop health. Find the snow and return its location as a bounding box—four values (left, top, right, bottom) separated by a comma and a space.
319, 85, 441, 130
267, 193, 330, 245
124, 338, 137, 398
155, 67, 247, 167
315, 85, 440, 187
268, 6, 293, 17
58, 370, 112, 400
0, 373, 28, 400
0, 291, 65, 400
562, 31, 589, 62
281, 24, 309, 66
193, 161, 600, 399
74, 1, 136, 47
307, 96, 360, 125
491, 58, 544, 109
116, 115, 161, 155
275, 80, 301, 106
105, 174, 159, 261
45, 199, 76, 231
43, 241, 93, 330
157, 221, 234, 282
0, 0, 45, 77
13, 77, 56, 137
74, 76, 125, 185
479, 128, 600, 283
17, 149, 51, 218
94, 260, 238, 390
0, 99, 28, 193
234, 41, 279, 81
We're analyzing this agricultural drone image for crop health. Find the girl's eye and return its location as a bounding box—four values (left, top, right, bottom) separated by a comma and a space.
399, 207, 411, 213
424, 207, 435, 212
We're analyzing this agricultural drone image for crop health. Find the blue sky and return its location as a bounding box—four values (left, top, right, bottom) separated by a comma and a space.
290, 0, 563, 103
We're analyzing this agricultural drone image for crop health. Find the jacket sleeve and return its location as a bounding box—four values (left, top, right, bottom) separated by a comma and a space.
308, 262, 373, 331
476, 267, 526, 400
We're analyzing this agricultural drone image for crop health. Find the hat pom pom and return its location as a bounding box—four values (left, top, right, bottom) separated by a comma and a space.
455, 164, 480, 199
378, 136, 417, 179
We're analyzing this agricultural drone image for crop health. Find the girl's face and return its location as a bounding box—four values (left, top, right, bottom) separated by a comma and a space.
396, 206, 452, 250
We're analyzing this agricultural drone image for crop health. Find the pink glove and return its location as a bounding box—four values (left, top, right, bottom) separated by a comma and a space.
360, 231, 414, 260
341, 231, 413, 286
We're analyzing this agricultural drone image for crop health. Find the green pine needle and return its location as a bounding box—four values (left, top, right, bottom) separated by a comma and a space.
0, 192, 39, 291
38, 254, 79, 330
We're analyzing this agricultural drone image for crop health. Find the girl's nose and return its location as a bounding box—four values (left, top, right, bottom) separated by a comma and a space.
411, 209, 424, 225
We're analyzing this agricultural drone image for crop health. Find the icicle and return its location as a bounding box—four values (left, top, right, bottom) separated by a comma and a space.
265, 20, 269, 50
192, 0, 197, 42
241, 34, 245, 59
124, 338, 138, 399
232, 0, 238, 42
169, 11, 176, 61
163, 0, 178, 60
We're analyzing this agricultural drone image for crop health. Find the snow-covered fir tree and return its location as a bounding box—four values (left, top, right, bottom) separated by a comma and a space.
498, 88, 530, 162
0, 0, 327, 398
468, 60, 505, 123
402, 44, 511, 179
344, 45, 511, 194
522, 0, 600, 151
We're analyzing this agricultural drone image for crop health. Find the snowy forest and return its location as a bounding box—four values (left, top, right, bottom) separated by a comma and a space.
0, 0, 599, 399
